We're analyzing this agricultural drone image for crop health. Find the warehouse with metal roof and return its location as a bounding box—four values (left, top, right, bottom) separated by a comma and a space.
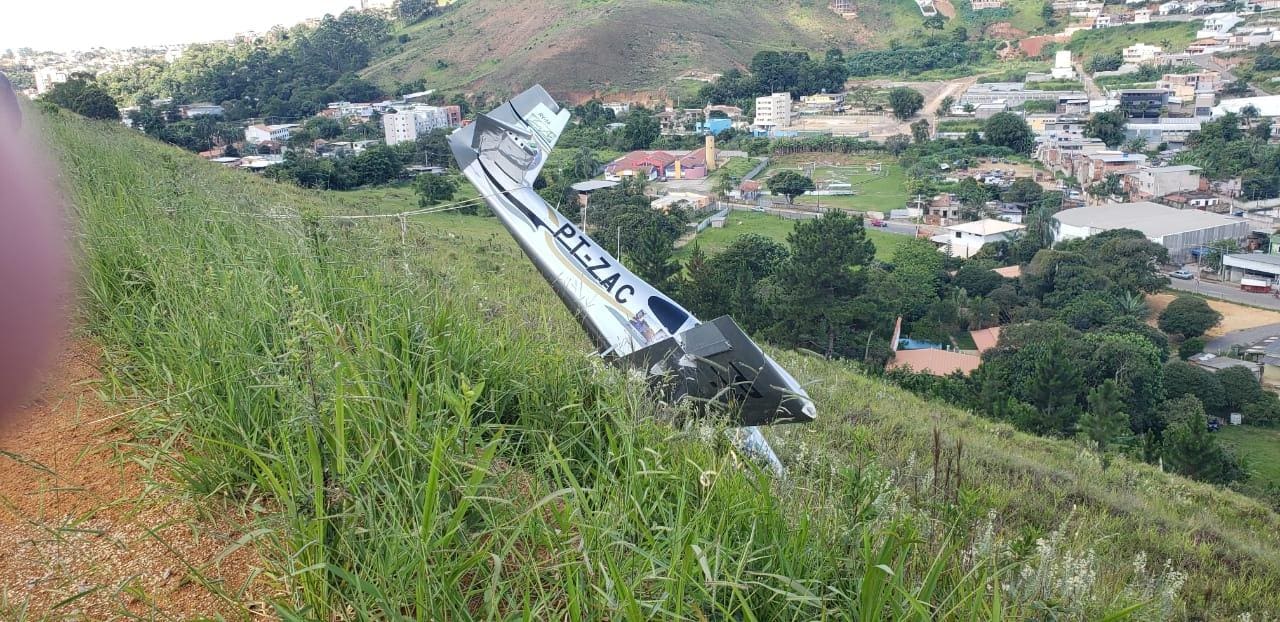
1053, 202, 1250, 263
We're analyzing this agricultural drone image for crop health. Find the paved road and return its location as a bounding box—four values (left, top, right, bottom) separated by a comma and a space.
1168, 277, 1280, 309
1205, 323, 1280, 353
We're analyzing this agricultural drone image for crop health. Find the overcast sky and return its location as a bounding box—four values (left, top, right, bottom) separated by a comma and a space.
3, 0, 365, 51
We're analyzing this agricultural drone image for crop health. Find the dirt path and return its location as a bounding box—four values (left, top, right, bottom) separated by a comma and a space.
0, 342, 274, 620
934, 0, 957, 18
925, 75, 978, 131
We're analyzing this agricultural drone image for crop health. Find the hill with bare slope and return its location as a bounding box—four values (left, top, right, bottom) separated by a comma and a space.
361, 0, 875, 101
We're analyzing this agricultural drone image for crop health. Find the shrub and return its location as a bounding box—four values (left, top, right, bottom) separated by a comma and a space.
1178, 337, 1205, 360
1158, 296, 1221, 338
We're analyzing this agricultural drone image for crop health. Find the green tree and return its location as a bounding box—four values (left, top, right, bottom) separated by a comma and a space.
1178, 336, 1205, 360
1084, 109, 1128, 148
304, 116, 344, 140
1001, 178, 1045, 205
629, 223, 680, 289
1161, 403, 1243, 484
888, 87, 924, 120
43, 73, 120, 120
1217, 366, 1266, 414
1158, 296, 1222, 338
769, 211, 875, 358
1163, 360, 1226, 416
394, 0, 436, 22
1027, 337, 1084, 436
414, 173, 457, 207
351, 144, 403, 186
766, 170, 815, 204
910, 119, 931, 144
570, 147, 600, 181
937, 95, 955, 116
983, 112, 1035, 154
614, 109, 660, 151
1079, 379, 1129, 455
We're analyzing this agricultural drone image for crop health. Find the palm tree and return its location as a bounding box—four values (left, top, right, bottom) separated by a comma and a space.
571, 147, 600, 181
1117, 291, 1149, 319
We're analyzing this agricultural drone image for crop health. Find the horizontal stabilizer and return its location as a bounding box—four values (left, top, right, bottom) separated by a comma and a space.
622, 316, 817, 426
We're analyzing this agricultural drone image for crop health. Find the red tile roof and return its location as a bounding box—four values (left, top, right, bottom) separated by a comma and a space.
887, 349, 982, 376
970, 326, 1002, 354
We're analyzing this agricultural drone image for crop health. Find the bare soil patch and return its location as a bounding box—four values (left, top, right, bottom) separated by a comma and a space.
0, 342, 275, 620
1147, 293, 1280, 337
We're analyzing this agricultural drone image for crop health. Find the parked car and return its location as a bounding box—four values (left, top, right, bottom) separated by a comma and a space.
1170, 269, 1194, 280
870, 219, 887, 227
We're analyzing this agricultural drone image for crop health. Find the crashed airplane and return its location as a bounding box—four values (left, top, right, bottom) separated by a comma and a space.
448, 86, 814, 470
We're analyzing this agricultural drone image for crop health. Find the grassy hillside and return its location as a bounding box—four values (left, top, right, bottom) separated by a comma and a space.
44, 109, 1280, 619
363, 0, 872, 99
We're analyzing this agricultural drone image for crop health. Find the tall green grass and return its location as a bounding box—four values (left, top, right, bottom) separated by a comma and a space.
45, 109, 1280, 619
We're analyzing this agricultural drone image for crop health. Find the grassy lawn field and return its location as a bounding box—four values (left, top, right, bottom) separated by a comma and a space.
761, 153, 907, 213
1066, 22, 1198, 58
677, 211, 910, 261
1219, 425, 1280, 493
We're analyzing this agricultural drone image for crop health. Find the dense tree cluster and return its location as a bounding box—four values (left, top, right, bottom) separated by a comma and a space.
42, 73, 120, 120
1178, 113, 1280, 200
698, 50, 850, 108
100, 10, 391, 120
845, 41, 985, 78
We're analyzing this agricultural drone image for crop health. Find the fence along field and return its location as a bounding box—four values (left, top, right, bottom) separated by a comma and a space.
45, 107, 1280, 619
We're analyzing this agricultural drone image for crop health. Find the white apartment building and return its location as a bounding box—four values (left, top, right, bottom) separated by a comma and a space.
753, 93, 793, 129
34, 67, 68, 94
1123, 43, 1164, 64
383, 105, 451, 146
244, 123, 298, 144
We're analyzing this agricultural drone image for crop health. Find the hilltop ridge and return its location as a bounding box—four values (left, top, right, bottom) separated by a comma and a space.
361, 0, 874, 100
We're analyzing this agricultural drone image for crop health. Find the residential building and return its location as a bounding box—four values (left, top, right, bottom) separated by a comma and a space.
1124, 120, 1203, 147
923, 193, 960, 225
1125, 165, 1203, 200
605, 151, 674, 181
754, 93, 793, 129
1052, 202, 1249, 262
1213, 95, 1280, 118
930, 219, 1026, 258
33, 67, 68, 94
1076, 150, 1147, 186
383, 105, 459, 146
1156, 72, 1221, 99
971, 0, 1005, 8
1052, 50, 1076, 80
1117, 89, 1171, 119
244, 123, 297, 144
1160, 191, 1223, 211
1188, 353, 1263, 381
1198, 13, 1243, 38
651, 192, 711, 211
798, 92, 846, 114
1134, 8, 1152, 22
1158, 1, 1183, 14
179, 103, 224, 118
1122, 43, 1164, 64
703, 104, 744, 120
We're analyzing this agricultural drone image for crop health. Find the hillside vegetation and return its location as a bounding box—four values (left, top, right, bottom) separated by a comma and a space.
46, 109, 1280, 618
362, 0, 871, 98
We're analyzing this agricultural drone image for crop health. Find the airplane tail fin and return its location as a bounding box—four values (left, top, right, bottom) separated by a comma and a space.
450, 85, 570, 188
